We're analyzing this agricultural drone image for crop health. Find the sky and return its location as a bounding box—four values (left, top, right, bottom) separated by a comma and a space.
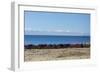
24, 11, 90, 36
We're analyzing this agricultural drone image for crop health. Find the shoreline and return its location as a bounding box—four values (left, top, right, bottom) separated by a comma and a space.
25, 43, 90, 49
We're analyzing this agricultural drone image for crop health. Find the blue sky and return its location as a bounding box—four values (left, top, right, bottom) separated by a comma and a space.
24, 11, 90, 36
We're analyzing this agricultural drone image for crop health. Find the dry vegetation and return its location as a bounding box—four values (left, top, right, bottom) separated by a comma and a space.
24, 48, 90, 61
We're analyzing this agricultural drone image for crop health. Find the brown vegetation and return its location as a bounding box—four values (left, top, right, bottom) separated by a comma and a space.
24, 48, 90, 61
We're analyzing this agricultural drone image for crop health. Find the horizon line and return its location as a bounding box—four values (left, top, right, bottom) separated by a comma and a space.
24, 34, 90, 36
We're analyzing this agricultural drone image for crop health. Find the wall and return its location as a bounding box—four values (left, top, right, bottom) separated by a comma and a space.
0, 0, 100, 73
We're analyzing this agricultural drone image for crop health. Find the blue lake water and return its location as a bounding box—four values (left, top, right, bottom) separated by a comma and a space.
24, 35, 90, 45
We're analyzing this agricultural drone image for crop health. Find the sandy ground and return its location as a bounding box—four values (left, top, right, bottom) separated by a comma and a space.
24, 48, 90, 61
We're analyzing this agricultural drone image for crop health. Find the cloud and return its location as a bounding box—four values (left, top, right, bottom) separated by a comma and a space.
52, 30, 70, 33
25, 28, 70, 33
25, 28, 33, 31
25, 28, 89, 36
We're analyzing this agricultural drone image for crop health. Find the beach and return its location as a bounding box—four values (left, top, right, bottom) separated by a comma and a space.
24, 35, 90, 61
24, 47, 90, 61
24, 11, 90, 62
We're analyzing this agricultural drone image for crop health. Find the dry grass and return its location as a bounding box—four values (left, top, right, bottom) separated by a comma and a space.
24, 48, 90, 61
